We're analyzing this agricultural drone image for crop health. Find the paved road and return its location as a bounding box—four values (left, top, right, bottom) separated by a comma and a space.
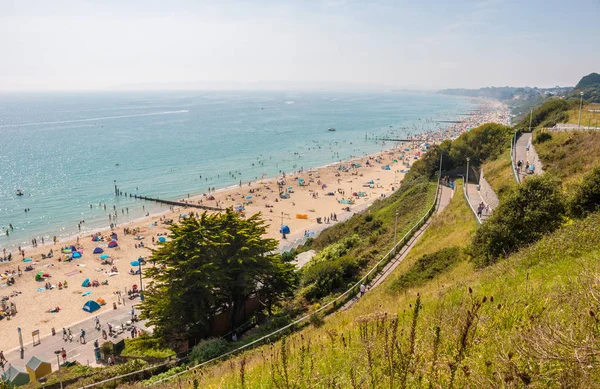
2, 297, 150, 372
514, 133, 543, 182
465, 183, 493, 222
341, 184, 453, 310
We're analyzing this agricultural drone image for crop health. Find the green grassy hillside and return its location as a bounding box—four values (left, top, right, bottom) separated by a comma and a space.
121, 180, 600, 388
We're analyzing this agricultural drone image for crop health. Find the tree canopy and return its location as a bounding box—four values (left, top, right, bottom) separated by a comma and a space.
140, 210, 297, 343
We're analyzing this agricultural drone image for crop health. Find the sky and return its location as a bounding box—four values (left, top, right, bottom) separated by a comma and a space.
0, 0, 598, 91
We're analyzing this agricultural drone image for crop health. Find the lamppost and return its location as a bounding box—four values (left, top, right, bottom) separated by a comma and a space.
465, 157, 470, 196
138, 260, 144, 301
54, 350, 63, 389
578, 92, 584, 129
528, 108, 533, 132
394, 210, 399, 246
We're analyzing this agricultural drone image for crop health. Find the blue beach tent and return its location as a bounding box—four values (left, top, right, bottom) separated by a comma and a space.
93, 247, 104, 254
72, 252, 82, 259
82, 278, 90, 287
158, 236, 166, 243
100, 254, 109, 260
83, 300, 101, 313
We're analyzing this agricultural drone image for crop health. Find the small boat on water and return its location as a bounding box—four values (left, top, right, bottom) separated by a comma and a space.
16, 189, 24, 196
328, 128, 336, 132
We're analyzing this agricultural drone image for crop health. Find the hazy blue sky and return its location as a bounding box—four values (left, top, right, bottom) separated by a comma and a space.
1, 0, 598, 91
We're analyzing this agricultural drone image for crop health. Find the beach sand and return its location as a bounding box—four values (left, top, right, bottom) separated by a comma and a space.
0, 99, 509, 351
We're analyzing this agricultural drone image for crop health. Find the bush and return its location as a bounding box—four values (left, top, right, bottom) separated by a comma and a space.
471, 175, 566, 266
535, 132, 552, 143
569, 165, 600, 217
300, 255, 360, 300
188, 338, 229, 364
120, 333, 176, 359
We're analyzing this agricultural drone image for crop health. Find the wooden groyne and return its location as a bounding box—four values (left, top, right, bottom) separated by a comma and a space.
117, 190, 223, 212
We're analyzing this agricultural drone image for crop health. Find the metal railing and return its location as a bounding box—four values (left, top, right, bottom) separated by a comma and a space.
79, 183, 443, 389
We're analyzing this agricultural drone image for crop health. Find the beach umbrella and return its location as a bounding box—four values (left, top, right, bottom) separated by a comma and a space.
23, 258, 32, 263
108, 241, 118, 248
93, 247, 104, 254
100, 254, 109, 259
72, 252, 82, 259
130, 260, 140, 267
158, 236, 166, 243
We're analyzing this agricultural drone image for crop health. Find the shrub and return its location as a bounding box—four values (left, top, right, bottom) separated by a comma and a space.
471, 175, 566, 266
300, 255, 360, 300
120, 333, 176, 359
569, 165, 600, 217
188, 338, 229, 364
535, 132, 552, 143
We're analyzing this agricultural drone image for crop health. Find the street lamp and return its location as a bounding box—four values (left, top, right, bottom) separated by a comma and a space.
578, 91, 584, 129
394, 210, 399, 246
138, 260, 144, 301
465, 157, 470, 196
54, 350, 63, 389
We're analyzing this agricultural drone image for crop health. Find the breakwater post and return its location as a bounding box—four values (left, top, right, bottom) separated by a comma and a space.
118, 192, 223, 212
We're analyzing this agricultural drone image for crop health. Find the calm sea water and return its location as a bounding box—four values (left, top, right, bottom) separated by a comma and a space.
0, 91, 474, 249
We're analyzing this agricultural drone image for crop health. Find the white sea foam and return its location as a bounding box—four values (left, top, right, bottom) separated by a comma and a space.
0, 110, 189, 128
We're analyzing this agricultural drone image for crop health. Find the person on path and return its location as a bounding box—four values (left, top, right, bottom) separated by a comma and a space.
0, 350, 6, 363
80, 329, 86, 344
62, 328, 67, 341
61, 348, 67, 363
67, 328, 73, 342
360, 284, 366, 297
95, 316, 100, 330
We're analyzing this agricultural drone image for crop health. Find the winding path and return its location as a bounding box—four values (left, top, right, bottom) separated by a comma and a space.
341, 184, 454, 310
514, 132, 543, 182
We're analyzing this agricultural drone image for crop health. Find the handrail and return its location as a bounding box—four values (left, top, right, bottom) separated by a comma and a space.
461, 177, 481, 225
79, 182, 442, 389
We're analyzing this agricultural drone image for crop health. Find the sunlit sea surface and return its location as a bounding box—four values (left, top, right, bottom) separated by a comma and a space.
0, 90, 474, 249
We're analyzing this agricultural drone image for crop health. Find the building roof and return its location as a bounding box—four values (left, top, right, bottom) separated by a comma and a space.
26, 356, 50, 370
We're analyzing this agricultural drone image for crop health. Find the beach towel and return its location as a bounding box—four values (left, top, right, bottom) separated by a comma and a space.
65, 270, 79, 276
82, 291, 92, 297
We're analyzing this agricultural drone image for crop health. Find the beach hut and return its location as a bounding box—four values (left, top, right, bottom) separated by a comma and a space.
72, 251, 82, 259
82, 278, 90, 287
3, 365, 30, 386
108, 241, 118, 248
83, 300, 101, 313
157, 236, 166, 243
26, 356, 52, 381
93, 247, 104, 254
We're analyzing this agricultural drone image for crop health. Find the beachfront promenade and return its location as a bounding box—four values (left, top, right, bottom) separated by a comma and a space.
2, 299, 150, 374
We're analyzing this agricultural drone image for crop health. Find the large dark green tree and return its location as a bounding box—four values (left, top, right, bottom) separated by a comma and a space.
141, 210, 296, 343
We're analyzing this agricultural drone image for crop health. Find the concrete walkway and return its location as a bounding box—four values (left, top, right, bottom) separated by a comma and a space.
465, 183, 493, 222
341, 184, 453, 310
2, 298, 151, 373
514, 133, 543, 182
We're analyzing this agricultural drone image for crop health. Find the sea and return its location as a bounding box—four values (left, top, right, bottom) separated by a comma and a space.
0, 90, 475, 250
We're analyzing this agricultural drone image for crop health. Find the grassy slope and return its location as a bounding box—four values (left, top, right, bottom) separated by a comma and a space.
534, 129, 600, 189
565, 103, 600, 128
126, 180, 600, 388
481, 147, 517, 199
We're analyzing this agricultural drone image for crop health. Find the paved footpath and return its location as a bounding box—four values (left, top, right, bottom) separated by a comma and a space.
514, 132, 543, 182
465, 183, 493, 222
2, 297, 150, 373
341, 184, 453, 310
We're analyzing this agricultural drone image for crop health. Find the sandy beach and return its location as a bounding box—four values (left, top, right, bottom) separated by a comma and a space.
0, 99, 509, 351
